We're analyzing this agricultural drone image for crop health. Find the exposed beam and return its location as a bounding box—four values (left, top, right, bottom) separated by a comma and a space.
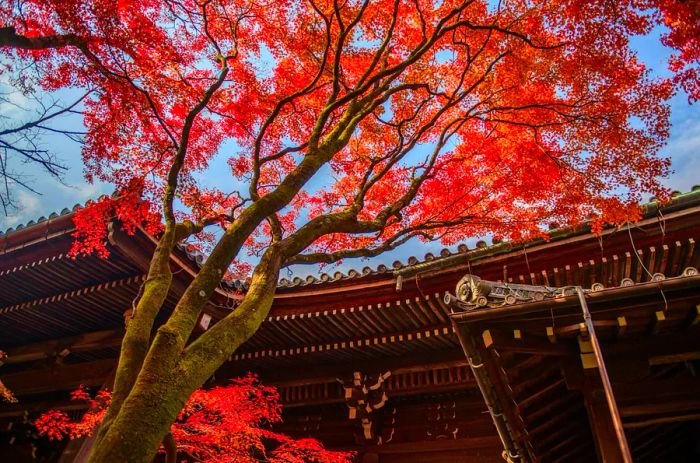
268, 358, 470, 388
582, 379, 626, 463
551, 320, 617, 337
624, 413, 700, 429
280, 380, 472, 408
576, 288, 632, 463
648, 351, 700, 366
236, 349, 470, 385
2, 329, 122, 365
542, 432, 582, 461
603, 330, 700, 362
0, 399, 86, 418
482, 329, 575, 357
365, 435, 502, 454
518, 378, 566, 409
526, 392, 581, 425
2, 358, 115, 395
0, 275, 144, 315
232, 325, 455, 361
621, 399, 700, 418
614, 377, 700, 405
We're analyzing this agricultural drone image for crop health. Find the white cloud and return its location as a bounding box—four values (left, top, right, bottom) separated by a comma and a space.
0, 75, 36, 121
2, 190, 42, 228
57, 181, 103, 202
665, 118, 700, 192
0, 178, 109, 230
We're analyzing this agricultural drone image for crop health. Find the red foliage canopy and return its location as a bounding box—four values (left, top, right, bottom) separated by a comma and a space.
35, 376, 352, 463
2, 0, 697, 265
2, 2, 698, 461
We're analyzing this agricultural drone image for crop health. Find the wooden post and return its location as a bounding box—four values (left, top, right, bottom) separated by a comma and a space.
582, 379, 625, 463
453, 323, 528, 462
576, 288, 632, 463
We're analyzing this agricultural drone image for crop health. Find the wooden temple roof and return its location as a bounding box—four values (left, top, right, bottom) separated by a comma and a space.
1, 188, 699, 462
451, 273, 700, 463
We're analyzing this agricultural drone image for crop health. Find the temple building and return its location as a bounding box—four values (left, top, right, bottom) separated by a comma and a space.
1, 189, 699, 462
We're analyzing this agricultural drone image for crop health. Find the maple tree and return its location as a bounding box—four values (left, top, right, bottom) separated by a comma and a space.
0, 0, 698, 461
35, 376, 351, 463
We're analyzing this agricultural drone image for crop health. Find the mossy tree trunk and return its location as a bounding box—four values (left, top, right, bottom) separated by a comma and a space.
72, 16, 457, 460
88, 245, 282, 462
84, 76, 394, 461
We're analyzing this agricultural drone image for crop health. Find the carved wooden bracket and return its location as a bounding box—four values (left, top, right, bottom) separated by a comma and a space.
342, 371, 392, 444
426, 400, 459, 440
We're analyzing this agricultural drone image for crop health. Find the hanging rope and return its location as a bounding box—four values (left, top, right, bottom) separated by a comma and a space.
657, 208, 667, 245
626, 222, 668, 312
523, 245, 533, 284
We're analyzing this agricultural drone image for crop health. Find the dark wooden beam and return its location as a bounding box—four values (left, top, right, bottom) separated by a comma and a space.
526, 392, 581, 426
551, 440, 595, 463
603, 329, 700, 362
365, 435, 502, 454
648, 350, 700, 366
230, 348, 469, 384
621, 399, 700, 418
582, 378, 626, 463
542, 432, 583, 461
0, 275, 143, 315
0, 399, 87, 418
234, 323, 455, 362
613, 377, 700, 404
3, 329, 123, 365
482, 329, 576, 357
2, 358, 116, 395
269, 358, 470, 388
624, 413, 700, 429
278, 364, 474, 408
518, 378, 566, 410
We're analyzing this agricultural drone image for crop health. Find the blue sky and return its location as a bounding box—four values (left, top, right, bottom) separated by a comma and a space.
1, 27, 698, 275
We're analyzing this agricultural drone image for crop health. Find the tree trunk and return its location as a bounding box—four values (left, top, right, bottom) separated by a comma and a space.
88, 370, 188, 463
88, 247, 282, 462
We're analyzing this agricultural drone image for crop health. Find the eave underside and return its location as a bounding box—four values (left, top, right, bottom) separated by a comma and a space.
1, 197, 699, 461
452, 276, 700, 463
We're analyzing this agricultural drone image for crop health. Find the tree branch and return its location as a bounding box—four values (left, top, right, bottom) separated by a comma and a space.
0, 26, 82, 50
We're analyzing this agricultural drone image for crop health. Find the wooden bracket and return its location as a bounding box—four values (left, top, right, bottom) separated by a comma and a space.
578, 335, 598, 370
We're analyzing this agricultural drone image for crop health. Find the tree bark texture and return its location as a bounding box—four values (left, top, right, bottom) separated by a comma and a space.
87, 247, 282, 462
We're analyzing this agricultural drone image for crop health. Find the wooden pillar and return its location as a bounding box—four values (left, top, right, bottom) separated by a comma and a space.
576, 289, 632, 463
582, 378, 625, 463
